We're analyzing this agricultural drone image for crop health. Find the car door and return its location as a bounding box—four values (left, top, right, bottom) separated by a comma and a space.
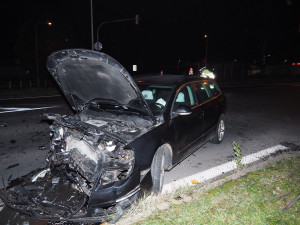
171, 83, 203, 155
194, 82, 215, 135
204, 81, 222, 126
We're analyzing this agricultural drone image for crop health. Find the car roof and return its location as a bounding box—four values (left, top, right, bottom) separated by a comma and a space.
133, 74, 209, 86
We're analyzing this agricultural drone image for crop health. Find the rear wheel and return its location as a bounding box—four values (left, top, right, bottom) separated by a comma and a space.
151, 146, 166, 194
210, 114, 225, 144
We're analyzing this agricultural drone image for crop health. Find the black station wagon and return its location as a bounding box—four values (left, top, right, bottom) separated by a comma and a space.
0, 49, 226, 223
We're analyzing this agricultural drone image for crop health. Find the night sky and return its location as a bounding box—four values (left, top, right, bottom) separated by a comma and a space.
1, 0, 299, 73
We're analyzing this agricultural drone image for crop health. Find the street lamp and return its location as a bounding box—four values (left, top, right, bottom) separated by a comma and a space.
204, 34, 208, 66
94, 15, 139, 51
35, 21, 52, 87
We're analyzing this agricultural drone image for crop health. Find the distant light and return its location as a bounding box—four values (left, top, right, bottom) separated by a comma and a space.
135, 14, 139, 25
291, 63, 300, 66
204, 34, 208, 38
200, 69, 216, 79
268, 54, 271, 57
47, 22, 52, 26
65, 38, 69, 42
133, 65, 137, 71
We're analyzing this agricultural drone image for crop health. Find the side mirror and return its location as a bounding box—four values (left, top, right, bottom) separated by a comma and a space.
174, 105, 192, 116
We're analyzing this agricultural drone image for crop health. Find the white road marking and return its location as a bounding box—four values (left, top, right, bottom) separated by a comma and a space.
0, 106, 62, 114
162, 144, 288, 193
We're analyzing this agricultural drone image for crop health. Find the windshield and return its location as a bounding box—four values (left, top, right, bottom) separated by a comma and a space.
137, 84, 174, 116
86, 98, 145, 115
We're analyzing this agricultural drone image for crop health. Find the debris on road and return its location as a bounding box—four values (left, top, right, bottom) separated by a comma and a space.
38, 145, 46, 150
31, 168, 50, 182
52, 177, 60, 184
0, 198, 4, 212
0, 122, 7, 127
5, 163, 20, 170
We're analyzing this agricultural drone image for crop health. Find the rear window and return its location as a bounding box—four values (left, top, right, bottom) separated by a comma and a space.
206, 82, 221, 97
194, 82, 211, 103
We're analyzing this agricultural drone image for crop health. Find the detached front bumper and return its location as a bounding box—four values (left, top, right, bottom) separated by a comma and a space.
88, 169, 141, 209
0, 168, 141, 222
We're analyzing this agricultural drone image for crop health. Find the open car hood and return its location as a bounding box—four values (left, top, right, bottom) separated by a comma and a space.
47, 49, 153, 117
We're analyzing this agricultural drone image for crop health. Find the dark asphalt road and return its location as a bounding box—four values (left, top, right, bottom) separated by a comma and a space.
0, 83, 300, 224
0, 95, 72, 184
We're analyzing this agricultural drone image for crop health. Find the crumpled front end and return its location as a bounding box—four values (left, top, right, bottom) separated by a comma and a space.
47, 114, 137, 193
0, 167, 140, 222
0, 112, 151, 222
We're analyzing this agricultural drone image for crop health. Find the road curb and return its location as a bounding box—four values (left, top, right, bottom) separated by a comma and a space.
162, 144, 288, 194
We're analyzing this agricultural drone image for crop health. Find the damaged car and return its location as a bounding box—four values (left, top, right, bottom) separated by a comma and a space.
0, 49, 226, 223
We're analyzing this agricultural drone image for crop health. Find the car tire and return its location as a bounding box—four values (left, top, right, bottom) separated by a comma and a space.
210, 114, 225, 144
151, 146, 166, 194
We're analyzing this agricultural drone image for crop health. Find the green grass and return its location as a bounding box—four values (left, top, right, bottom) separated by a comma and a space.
137, 156, 300, 224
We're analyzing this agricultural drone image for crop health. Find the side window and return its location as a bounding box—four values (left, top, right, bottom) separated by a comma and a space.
173, 84, 197, 112
207, 82, 221, 97
194, 82, 212, 103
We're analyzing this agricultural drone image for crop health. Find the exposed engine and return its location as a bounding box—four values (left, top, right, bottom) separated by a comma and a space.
44, 112, 151, 196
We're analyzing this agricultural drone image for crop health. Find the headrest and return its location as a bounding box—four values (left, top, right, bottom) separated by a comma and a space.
142, 90, 154, 100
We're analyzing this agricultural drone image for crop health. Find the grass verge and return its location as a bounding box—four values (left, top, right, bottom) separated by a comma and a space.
131, 155, 300, 224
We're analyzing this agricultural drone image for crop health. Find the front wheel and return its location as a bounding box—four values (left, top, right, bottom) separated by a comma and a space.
151, 146, 166, 194
210, 114, 225, 144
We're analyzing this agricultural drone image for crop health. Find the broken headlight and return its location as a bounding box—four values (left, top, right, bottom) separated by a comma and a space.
101, 147, 135, 184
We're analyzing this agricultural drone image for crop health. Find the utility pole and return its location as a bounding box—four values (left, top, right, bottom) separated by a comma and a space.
91, 0, 94, 50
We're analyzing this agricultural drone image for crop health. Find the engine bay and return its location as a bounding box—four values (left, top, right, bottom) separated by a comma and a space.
46, 111, 152, 194
0, 111, 153, 221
